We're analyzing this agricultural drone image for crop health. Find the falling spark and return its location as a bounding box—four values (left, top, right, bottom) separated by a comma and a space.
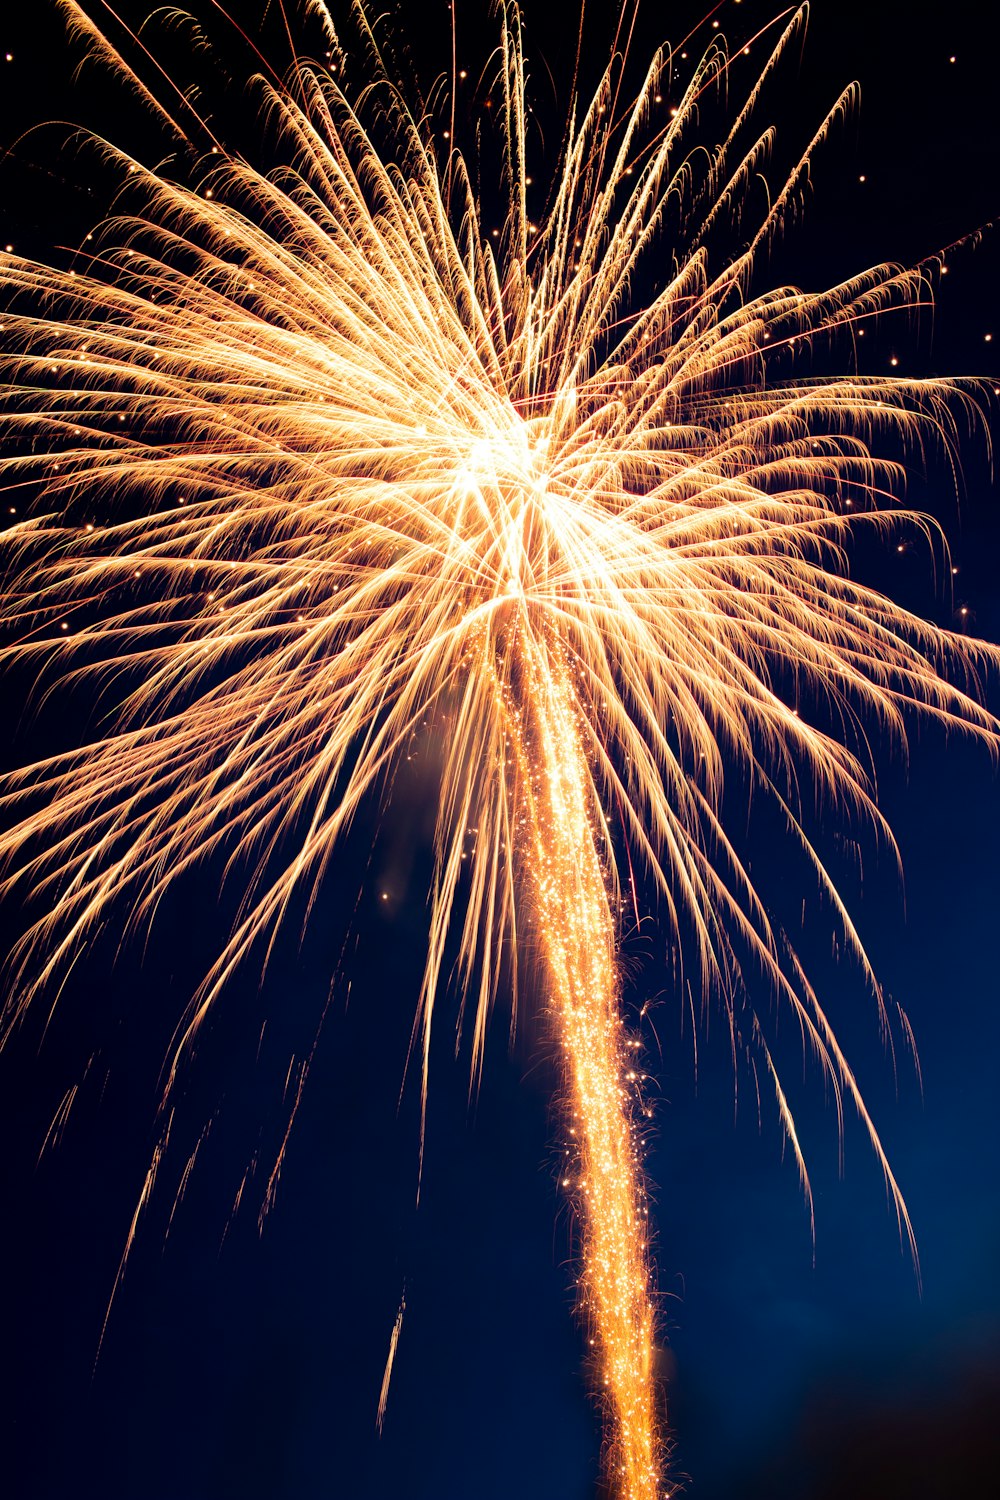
1, 4, 998, 1495
376, 1292, 406, 1436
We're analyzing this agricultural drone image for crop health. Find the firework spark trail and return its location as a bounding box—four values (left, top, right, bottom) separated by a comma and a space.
505, 638, 660, 1495
1, 3, 1000, 1495
376, 1291, 406, 1436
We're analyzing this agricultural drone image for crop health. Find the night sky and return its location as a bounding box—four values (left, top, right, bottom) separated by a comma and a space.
2, 3, 999, 1498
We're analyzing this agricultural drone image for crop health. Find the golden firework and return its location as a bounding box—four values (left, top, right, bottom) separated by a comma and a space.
2, 4, 997, 1494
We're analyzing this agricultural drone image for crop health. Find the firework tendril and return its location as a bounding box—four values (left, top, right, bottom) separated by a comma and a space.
1, 3, 998, 1494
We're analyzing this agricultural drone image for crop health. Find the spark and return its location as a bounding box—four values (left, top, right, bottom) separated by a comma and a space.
376, 1292, 406, 1436
1, 3, 998, 1495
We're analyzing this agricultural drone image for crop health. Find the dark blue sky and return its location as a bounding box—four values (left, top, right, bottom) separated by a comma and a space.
2, 3, 998, 1497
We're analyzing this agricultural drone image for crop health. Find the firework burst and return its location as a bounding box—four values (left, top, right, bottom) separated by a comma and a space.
2, 3, 998, 1493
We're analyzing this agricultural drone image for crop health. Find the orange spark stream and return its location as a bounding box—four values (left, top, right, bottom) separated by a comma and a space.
506, 639, 661, 1497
